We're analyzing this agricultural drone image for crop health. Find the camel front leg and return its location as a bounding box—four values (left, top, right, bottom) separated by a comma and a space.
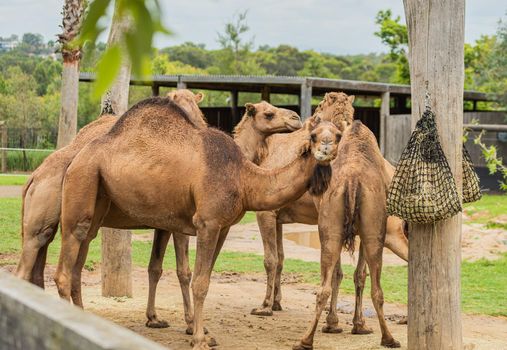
385, 217, 408, 262
322, 262, 344, 334
191, 219, 222, 350
146, 229, 171, 328
272, 221, 284, 312
351, 243, 373, 335
251, 211, 279, 316
293, 225, 343, 350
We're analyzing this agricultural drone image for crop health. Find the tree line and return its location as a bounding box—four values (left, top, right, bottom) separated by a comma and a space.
0, 10, 505, 150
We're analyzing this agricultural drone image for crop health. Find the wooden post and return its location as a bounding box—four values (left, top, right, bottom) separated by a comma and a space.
230, 90, 239, 125
151, 84, 159, 96
0, 122, 7, 173
403, 1, 464, 349
261, 86, 270, 102
100, 1, 133, 298
380, 92, 390, 154
300, 80, 312, 120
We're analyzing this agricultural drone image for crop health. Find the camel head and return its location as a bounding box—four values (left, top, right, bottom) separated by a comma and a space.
243, 101, 302, 134
306, 117, 341, 165
314, 92, 355, 132
167, 89, 207, 128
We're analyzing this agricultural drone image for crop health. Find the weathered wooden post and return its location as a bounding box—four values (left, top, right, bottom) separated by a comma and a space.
403, 0, 464, 349
261, 86, 271, 102
299, 80, 312, 120
380, 91, 390, 154
0, 122, 7, 173
100, 1, 133, 298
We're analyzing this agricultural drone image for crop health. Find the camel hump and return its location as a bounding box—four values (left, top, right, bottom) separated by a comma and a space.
108, 96, 197, 136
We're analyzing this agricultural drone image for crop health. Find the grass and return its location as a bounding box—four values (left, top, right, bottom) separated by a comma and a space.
464, 194, 507, 230
6, 150, 52, 172
0, 174, 29, 186
1, 197, 506, 316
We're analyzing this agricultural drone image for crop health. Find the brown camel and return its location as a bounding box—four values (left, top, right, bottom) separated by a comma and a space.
251, 92, 408, 330
145, 101, 303, 330
15, 90, 301, 334
54, 96, 339, 349
293, 120, 401, 350
15, 89, 205, 288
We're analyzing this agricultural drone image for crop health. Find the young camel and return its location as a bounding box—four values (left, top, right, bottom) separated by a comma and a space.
54, 97, 340, 350
15, 89, 206, 288
145, 101, 303, 330
293, 120, 401, 350
251, 92, 408, 333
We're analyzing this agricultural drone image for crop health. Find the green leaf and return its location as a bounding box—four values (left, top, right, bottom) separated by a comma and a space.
78, 0, 112, 44
92, 44, 122, 99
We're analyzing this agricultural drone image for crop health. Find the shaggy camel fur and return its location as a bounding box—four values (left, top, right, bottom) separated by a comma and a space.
54, 96, 340, 349
145, 101, 303, 330
293, 120, 401, 350
251, 93, 408, 328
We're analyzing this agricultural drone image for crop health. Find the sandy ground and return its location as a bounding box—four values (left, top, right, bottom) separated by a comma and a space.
0, 185, 22, 198
2, 185, 507, 349
0, 265, 503, 350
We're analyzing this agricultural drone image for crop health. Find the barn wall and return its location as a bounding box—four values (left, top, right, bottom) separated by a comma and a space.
0, 272, 167, 350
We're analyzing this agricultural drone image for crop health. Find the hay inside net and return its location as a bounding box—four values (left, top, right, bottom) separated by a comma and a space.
387, 108, 462, 223
462, 144, 482, 203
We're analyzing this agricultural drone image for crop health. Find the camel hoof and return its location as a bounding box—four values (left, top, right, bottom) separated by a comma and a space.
186, 326, 209, 335
190, 336, 217, 348
145, 319, 169, 328
272, 301, 283, 311
381, 338, 401, 348
322, 325, 343, 334
292, 342, 313, 350
351, 324, 374, 335
397, 316, 408, 325
251, 307, 273, 316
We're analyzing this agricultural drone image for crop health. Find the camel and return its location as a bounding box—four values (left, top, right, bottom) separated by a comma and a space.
15, 89, 206, 288
15, 90, 302, 333
145, 101, 303, 330
53, 94, 340, 349
251, 92, 408, 333
293, 120, 401, 350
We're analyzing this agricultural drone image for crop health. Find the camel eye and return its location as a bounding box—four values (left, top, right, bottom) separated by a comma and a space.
265, 112, 274, 120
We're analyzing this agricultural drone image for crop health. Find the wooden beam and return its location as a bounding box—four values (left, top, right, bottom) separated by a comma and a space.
300, 81, 312, 120
380, 92, 390, 155
0, 122, 6, 173
404, 0, 464, 349
230, 90, 239, 125
151, 84, 159, 96
261, 86, 270, 102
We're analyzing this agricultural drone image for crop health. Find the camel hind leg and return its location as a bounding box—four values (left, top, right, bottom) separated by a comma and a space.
54, 161, 101, 302
351, 243, 373, 335
30, 226, 58, 288
272, 221, 284, 312
146, 229, 172, 328
359, 203, 400, 348
322, 262, 344, 334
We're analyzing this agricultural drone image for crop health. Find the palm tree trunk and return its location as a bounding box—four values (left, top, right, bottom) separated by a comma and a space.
56, 0, 85, 149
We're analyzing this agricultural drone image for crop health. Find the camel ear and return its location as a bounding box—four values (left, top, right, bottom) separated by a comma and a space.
348, 95, 355, 104
245, 103, 256, 117
194, 92, 204, 104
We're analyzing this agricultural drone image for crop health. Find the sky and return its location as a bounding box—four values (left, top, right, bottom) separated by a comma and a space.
0, 0, 505, 55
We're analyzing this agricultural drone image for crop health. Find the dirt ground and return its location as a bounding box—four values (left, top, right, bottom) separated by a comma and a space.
6, 266, 498, 350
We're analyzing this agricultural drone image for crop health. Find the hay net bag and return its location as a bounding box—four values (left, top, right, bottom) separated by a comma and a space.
462, 144, 482, 203
387, 105, 462, 223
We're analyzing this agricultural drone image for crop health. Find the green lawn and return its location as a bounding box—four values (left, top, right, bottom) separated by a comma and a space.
0, 174, 29, 186
464, 194, 507, 229
1, 196, 506, 316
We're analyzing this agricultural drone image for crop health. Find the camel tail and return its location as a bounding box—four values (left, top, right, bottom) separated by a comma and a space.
343, 179, 361, 253
20, 175, 34, 242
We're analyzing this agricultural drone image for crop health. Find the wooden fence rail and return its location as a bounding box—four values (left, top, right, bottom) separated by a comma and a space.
0, 272, 167, 350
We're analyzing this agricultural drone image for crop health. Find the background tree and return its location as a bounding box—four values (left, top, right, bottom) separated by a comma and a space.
56, 0, 86, 148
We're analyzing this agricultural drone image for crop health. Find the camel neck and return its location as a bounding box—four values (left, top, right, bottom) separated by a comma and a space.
234, 121, 267, 164
240, 143, 317, 211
